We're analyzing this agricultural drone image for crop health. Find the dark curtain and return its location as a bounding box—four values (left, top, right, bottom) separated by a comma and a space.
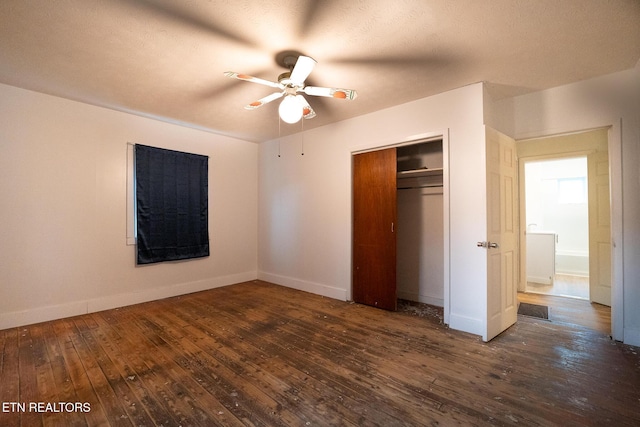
135, 144, 209, 265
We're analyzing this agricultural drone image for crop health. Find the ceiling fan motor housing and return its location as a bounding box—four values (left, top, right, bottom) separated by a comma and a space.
282, 55, 299, 70
278, 71, 303, 92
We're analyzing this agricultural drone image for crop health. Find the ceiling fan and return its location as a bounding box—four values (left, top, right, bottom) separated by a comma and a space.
224, 54, 357, 124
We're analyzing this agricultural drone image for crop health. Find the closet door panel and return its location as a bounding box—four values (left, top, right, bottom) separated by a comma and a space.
353, 148, 397, 310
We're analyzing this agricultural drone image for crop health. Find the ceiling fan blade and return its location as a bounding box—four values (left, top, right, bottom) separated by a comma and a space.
303, 86, 358, 100
244, 91, 284, 110
295, 95, 316, 119
224, 71, 282, 89
289, 56, 317, 84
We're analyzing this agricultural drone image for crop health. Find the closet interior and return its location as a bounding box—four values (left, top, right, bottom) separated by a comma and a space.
396, 139, 445, 308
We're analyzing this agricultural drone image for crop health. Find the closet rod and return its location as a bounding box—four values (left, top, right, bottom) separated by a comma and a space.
397, 184, 444, 190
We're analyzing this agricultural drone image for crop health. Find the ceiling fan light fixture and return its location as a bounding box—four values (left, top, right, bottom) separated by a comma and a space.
278, 95, 303, 124
226, 53, 357, 123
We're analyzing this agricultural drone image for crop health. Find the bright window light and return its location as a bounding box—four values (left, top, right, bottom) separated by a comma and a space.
557, 177, 587, 204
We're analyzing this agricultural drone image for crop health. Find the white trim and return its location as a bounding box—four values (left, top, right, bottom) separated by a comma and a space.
515, 126, 612, 142
0, 271, 257, 330
258, 271, 348, 301
442, 130, 451, 325
516, 150, 594, 162
351, 131, 446, 154
609, 120, 624, 342
126, 142, 136, 245
449, 312, 484, 337
527, 275, 553, 285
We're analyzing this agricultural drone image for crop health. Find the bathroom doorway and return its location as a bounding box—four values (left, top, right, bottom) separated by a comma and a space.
524, 156, 589, 299
517, 128, 612, 307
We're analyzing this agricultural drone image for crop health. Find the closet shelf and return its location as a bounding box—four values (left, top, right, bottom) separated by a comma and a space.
397, 167, 443, 178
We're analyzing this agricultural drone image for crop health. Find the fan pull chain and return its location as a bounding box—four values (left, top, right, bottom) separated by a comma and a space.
278, 117, 281, 158
300, 118, 305, 156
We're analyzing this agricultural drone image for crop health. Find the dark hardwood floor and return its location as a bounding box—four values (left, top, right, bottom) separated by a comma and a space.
1, 280, 639, 426
518, 291, 611, 335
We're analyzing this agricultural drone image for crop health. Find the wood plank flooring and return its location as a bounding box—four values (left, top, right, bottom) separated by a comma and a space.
1, 280, 639, 426
518, 292, 611, 335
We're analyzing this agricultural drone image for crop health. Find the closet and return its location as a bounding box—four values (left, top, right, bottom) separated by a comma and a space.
353, 139, 445, 311
396, 140, 445, 307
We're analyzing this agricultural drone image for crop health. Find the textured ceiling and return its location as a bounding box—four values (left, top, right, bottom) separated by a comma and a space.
0, 0, 638, 142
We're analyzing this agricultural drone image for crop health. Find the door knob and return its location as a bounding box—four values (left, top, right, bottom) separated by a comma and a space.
477, 241, 499, 248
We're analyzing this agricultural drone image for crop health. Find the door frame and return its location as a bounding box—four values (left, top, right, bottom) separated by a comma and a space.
351, 131, 451, 323
515, 125, 621, 339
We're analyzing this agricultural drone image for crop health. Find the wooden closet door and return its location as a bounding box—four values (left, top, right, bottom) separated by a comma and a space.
353, 148, 397, 310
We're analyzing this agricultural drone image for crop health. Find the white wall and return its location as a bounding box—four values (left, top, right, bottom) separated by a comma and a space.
0, 83, 259, 329
259, 83, 487, 336
490, 67, 640, 345
397, 189, 444, 305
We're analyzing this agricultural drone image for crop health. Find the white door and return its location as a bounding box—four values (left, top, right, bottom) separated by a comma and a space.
588, 150, 611, 306
484, 127, 519, 341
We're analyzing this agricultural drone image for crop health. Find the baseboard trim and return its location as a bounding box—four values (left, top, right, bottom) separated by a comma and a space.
555, 270, 589, 276
0, 271, 257, 330
527, 275, 553, 285
258, 271, 348, 301
0, 301, 89, 331
623, 327, 640, 348
448, 312, 483, 338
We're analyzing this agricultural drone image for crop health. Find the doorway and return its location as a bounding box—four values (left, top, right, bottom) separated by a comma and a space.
517, 128, 612, 332
523, 156, 589, 299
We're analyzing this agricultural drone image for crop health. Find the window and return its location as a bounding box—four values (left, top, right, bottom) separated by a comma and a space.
557, 177, 587, 204
134, 144, 209, 264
